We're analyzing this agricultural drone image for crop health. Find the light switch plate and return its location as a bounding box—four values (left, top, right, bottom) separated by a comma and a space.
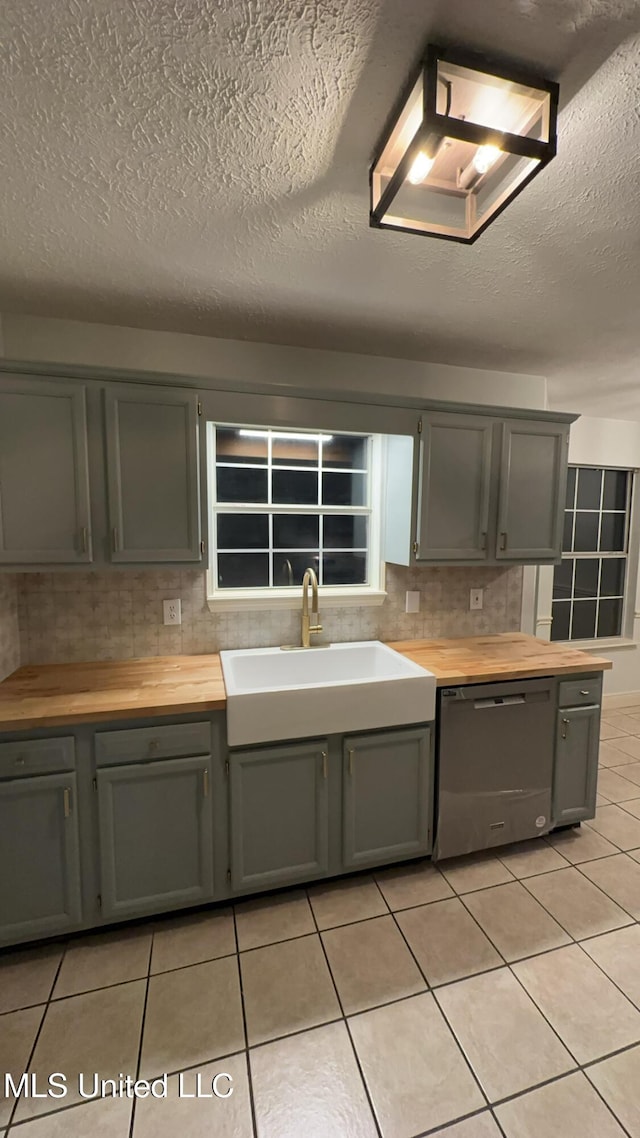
405, 590, 420, 613
470, 588, 483, 611
163, 599, 182, 625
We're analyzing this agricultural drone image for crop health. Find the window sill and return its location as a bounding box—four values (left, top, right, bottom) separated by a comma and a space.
206, 586, 387, 613
553, 637, 637, 652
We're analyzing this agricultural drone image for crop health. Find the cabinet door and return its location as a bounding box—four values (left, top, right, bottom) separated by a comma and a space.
343, 727, 433, 868
230, 740, 329, 891
0, 773, 82, 943
97, 757, 214, 918
0, 377, 92, 563
552, 706, 599, 825
104, 385, 201, 562
416, 414, 493, 561
497, 420, 568, 560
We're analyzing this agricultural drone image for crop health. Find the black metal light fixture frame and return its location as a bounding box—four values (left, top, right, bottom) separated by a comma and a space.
369, 43, 559, 244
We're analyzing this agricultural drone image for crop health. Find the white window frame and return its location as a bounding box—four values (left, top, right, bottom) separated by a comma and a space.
533, 465, 639, 649
206, 422, 387, 612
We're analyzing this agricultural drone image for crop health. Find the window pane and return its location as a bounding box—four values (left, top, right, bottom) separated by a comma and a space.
553, 558, 574, 600
322, 436, 368, 470
217, 553, 269, 588
217, 467, 268, 503
216, 428, 267, 465
322, 472, 366, 507
597, 598, 623, 638
272, 470, 318, 504
563, 511, 574, 552
574, 512, 599, 553
576, 468, 602, 510
572, 599, 597, 639
324, 515, 368, 549
217, 514, 269, 550
551, 601, 571, 641
603, 470, 627, 511
574, 558, 599, 599
601, 558, 626, 597
565, 467, 576, 509
273, 552, 319, 586
600, 512, 625, 552
272, 437, 319, 468
322, 552, 367, 585
273, 514, 319, 548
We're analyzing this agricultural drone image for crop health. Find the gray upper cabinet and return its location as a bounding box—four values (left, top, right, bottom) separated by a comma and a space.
229, 739, 330, 892
104, 384, 201, 562
417, 414, 493, 561
0, 772, 82, 944
0, 376, 92, 564
497, 420, 568, 561
386, 408, 574, 567
343, 727, 432, 869
97, 756, 214, 919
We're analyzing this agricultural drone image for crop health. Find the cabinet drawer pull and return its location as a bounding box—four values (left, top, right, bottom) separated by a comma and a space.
63, 787, 71, 818
348, 747, 355, 775
148, 738, 160, 755
203, 768, 209, 797
15, 754, 25, 767
579, 690, 590, 696
321, 751, 328, 780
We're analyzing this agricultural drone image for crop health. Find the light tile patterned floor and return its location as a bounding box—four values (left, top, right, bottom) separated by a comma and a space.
3, 710, 640, 1137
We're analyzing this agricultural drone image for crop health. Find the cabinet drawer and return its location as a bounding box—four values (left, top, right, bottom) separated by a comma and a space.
0, 736, 76, 779
95, 721, 211, 766
558, 676, 602, 708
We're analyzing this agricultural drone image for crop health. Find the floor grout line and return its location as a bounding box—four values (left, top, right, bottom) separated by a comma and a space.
231, 905, 259, 1138
126, 927, 154, 1138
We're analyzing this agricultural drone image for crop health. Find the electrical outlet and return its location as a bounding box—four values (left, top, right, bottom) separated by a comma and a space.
470, 588, 483, 611
163, 599, 182, 626
405, 590, 420, 613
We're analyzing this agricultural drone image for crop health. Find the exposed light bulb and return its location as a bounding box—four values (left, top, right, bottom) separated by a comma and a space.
473, 145, 502, 174
407, 151, 435, 185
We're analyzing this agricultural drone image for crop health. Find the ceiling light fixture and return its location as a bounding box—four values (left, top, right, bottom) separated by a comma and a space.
370, 44, 559, 243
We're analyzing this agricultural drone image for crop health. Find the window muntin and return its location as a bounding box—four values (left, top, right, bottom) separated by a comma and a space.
210, 426, 374, 592
551, 466, 632, 641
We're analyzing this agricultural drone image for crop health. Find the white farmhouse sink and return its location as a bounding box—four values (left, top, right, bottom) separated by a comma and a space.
221, 640, 436, 747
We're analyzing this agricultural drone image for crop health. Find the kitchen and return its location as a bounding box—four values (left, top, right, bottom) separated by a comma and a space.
2, 2, 640, 1137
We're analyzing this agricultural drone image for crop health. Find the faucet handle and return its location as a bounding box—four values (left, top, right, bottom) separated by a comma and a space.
310, 623, 323, 634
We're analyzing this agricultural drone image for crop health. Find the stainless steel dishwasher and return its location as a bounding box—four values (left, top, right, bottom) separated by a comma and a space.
433, 677, 555, 861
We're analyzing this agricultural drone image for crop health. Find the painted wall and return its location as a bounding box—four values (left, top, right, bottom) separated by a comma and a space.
532, 416, 640, 696
0, 575, 20, 680
1, 314, 548, 409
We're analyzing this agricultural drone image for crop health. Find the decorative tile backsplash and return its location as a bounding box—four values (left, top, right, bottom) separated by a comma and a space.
15, 564, 523, 666
0, 575, 20, 680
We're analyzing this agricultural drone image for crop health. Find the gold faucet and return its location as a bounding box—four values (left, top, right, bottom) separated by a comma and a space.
301, 566, 323, 648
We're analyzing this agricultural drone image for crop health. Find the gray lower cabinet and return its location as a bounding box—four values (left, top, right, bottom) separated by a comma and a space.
0, 376, 92, 564
229, 739, 329, 891
552, 705, 600, 825
97, 756, 214, 918
104, 383, 201, 562
343, 727, 433, 867
0, 772, 82, 943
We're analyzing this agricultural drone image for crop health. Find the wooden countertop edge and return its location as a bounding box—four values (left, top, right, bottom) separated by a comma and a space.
0, 636, 613, 731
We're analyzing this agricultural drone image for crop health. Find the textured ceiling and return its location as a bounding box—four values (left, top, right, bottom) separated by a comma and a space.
1, 0, 640, 416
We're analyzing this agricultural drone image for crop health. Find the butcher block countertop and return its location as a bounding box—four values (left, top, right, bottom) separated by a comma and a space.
0, 634, 611, 732
389, 632, 612, 687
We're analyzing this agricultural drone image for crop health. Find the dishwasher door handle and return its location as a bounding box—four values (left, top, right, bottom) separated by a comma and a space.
473, 695, 526, 709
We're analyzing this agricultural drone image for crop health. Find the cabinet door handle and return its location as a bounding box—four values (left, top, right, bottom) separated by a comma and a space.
480, 532, 487, 550
63, 787, 72, 818
561, 717, 570, 739
348, 747, 355, 775
112, 526, 119, 552
203, 768, 209, 797
321, 751, 328, 779
500, 532, 507, 551
79, 526, 88, 554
